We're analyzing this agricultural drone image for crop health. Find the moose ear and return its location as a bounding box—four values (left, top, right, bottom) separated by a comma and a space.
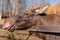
35, 5, 49, 15
40, 5, 49, 13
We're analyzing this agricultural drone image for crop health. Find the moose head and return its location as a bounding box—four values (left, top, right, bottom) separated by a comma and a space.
1, 4, 50, 32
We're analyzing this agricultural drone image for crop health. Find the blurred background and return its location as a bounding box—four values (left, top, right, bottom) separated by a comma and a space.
0, 0, 60, 13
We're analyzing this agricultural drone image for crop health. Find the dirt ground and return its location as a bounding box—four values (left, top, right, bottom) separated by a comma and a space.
0, 29, 43, 40
0, 29, 60, 40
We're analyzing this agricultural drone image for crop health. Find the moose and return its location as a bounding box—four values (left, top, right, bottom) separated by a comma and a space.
0, 4, 58, 32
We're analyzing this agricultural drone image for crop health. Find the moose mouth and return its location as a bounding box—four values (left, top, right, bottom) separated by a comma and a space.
3, 27, 9, 30
1, 24, 15, 32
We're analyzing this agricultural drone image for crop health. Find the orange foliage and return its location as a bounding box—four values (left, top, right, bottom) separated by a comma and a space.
54, 3, 60, 15
45, 5, 54, 15
45, 3, 60, 15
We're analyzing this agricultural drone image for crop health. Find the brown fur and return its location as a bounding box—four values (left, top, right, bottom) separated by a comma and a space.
0, 17, 15, 29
